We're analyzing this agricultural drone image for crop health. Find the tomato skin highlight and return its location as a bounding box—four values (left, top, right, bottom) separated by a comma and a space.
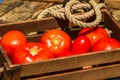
92, 37, 120, 52
71, 36, 91, 55
40, 29, 72, 56
1, 30, 27, 58
12, 42, 54, 64
79, 27, 109, 47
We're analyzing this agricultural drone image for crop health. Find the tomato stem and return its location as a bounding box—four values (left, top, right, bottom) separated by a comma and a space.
29, 47, 40, 56
52, 38, 61, 46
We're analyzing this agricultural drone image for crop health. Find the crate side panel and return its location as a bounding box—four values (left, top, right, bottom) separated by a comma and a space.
104, 11, 120, 40
25, 63, 120, 80
0, 17, 60, 36
20, 48, 120, 77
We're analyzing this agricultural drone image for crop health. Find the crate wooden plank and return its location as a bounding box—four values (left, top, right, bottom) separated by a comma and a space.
0, 49, 6, 67
0, 47, 6, 80
0, 67, 4, 80
15, 48, 120, 77
25, 63, 120, 80
1, 10, 120, 80
104, 11, 120, 41
0, 17, 61, 36
2, 64, 20, 80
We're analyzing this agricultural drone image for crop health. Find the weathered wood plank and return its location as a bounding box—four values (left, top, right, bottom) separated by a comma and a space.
24, 63, 120, 80
0, 1, 54, 24
0, 0, 23, 17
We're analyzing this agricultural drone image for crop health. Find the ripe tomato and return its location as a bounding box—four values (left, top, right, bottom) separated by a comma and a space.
79, 27, 109, 46
71, 36, 91, 55
40, 29, 72, 56
0, 39, 1, 45
92, 37, 120, 52
1, 30, 27, 58
57, 50, 75, 57
12, 42, 54, 64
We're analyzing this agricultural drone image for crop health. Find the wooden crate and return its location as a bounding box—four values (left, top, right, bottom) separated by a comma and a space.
0, 10, 120, 80
0, 46, 6, 79
0, 61, 4, 79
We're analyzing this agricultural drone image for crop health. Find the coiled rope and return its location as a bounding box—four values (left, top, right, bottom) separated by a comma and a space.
37, 0, 105, 27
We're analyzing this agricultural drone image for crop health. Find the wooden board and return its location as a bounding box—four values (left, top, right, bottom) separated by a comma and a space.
0, 0, 54, 24
0, 0, 22, 17
25, 63, 120, 80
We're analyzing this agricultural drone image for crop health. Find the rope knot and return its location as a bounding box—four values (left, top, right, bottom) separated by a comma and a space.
37, 0, 106, 28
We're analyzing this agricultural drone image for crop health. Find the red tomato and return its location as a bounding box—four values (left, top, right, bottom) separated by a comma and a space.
12, 42, 54, 64
40, 29, 72, 56
0, 39, 1, 45
57, 50, 75, 57
92, 37, 120, 52
71, 36, 91, 55
79, 27, 109, 46
1, 30, 27, 58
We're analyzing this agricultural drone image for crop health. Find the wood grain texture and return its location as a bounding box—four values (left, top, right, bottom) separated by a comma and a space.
0, 1, 54, 24
0, 0, 23, 17
24, 63, 120, 80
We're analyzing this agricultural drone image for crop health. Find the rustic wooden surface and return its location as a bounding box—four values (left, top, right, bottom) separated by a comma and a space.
0, 0, 54, 24
0, 0, 120, 24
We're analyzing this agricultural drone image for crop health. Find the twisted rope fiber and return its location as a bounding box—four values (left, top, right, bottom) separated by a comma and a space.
37, 3, 91, 19
37, 0, 105, 27
74, 3, 105, 20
